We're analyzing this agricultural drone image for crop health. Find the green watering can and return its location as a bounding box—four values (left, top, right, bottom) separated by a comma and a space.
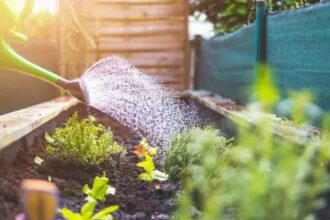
0, 0, 85, 102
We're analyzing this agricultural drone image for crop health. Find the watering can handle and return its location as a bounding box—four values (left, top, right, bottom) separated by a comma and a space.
0, 0, 34, 43
0, 0, 85, 101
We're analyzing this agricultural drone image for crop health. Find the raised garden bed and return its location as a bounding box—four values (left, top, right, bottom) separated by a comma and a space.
0, 92, 329, 220
0, 94, 236, 220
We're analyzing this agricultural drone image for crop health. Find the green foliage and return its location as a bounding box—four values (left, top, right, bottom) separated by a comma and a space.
137, 154, 168, 182
60, 173, 119, 220
165, 127, 230, 182
82, 172, 116, 202
190, 0, 319, 34
45, 112, 123, 165
172, 67, 330, 220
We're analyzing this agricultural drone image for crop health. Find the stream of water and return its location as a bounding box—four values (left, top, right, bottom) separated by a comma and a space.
80, 56, 200, 147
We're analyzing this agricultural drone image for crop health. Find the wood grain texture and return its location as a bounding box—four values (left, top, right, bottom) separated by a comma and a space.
60, 0, 189, 89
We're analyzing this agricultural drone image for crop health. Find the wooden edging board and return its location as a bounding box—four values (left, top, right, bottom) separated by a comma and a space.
0, 97, 79, 151
0, 91, 322, 161
183, 90, 321, 145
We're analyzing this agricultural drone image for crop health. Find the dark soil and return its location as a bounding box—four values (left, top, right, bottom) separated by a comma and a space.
0, 99, 236, 220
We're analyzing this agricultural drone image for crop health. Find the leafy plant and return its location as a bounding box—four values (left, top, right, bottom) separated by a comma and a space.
137, 154, 168, 182
133, 138, 158, 158
60, 173, 119, 220
165, 127, 230, 181
172, 67, 330, 220
45, 113, 123, 165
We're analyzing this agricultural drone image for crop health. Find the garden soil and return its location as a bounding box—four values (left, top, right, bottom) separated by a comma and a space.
0, 99, 235, 220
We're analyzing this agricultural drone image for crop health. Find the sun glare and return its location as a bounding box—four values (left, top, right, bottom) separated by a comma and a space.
18, 0, 58, 14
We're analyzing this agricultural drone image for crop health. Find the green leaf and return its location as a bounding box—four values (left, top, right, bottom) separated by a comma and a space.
138, 173, 153, 182
60, 208, 83, 220
137, 154, 155, 175
81, 200, 96, 219
83, 173, 110, 202
92, 205, 119, 220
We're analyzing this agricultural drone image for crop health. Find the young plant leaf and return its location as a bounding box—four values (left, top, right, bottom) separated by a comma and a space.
137, 154, 168, 182
61, 173, 119, 220
60, 208, 82, 220
81, 200, 97, 219
92, 205, 119, 220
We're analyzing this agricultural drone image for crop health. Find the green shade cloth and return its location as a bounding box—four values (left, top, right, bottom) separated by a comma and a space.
196, 1, 330, 109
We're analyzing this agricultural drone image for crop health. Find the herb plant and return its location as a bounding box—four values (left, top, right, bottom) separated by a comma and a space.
60, 173, 119, 220
137, 154, 168, 182
165, 127, 230, 181
45, 113, 123, 165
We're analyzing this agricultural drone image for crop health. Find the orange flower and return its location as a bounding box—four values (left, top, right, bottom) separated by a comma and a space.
133, 144, 147, 158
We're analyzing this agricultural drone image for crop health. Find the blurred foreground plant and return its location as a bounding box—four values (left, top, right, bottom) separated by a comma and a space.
172, 67, 330, 219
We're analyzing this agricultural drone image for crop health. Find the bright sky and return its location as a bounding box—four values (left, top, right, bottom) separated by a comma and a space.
17, 0, 58, 13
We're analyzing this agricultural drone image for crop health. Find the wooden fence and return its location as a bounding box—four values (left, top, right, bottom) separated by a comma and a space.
59, 0, 189, 89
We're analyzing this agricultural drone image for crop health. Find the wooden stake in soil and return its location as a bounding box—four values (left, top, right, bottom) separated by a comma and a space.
21, 180, 59, 220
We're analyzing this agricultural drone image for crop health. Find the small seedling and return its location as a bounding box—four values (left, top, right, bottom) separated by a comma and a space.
133, 138, 158, 158
45, 112, 123, 165
137, 154, 168, 182
60, 173, 119, 220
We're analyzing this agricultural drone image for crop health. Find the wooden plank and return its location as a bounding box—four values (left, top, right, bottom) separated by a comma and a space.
150, 74, 182, 83
85, 3, 185, 20
140, 66, 185, 75
96, 0, 185, 4
187, 91, 321, 144
0, 97, 79, 150
97, 51, 184, 59
98, 51, 184, 66
127, 56, 183, 67
96, 41, 183, 52
88, 20, 185, 36
97, 34, 184, 44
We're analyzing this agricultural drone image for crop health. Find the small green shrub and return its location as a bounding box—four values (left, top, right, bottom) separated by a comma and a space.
45, 113, 123, 165
60, 173, 119, 220
165, 127, 230, 182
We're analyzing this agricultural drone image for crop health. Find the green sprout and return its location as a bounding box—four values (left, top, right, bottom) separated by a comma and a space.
60, 173, 119, 220
137, 154, 168, 182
